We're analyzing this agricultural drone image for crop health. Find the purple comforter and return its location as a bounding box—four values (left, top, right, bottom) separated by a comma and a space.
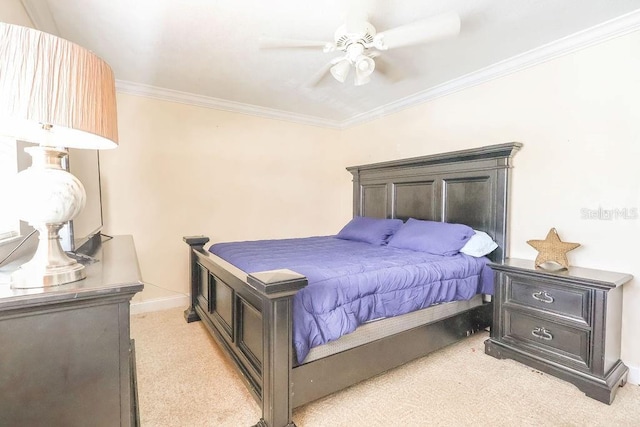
209, 236, 493, 363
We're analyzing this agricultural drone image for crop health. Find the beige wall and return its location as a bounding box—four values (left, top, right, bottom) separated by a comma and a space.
3, 0, 639, 377
99, 94, 349, 302
341, 31, 640, 370
0, 0, 32, 27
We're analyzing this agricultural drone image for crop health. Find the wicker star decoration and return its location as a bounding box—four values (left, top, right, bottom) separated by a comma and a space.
527, 228, 580, 270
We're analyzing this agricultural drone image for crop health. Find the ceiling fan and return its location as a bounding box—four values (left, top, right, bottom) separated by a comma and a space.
259, 2, 461, 87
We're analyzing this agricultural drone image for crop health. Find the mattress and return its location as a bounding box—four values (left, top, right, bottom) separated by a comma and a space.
302, 294, 484, 365
210, 236, 493, 363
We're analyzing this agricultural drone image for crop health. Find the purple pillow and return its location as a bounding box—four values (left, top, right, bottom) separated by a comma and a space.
387, 218, 474, 256
335, 216, 403, 246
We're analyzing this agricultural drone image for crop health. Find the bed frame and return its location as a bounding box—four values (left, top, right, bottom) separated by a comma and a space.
184, 142, 522, 427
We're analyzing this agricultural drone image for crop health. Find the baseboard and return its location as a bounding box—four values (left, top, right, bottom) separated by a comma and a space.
627, 363, 640, 386
130, 294, 189, 315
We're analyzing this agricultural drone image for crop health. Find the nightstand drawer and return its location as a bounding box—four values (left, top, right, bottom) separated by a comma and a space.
504, 310, 590, 369
487, 258, 632, 404
506, 276, 590, 325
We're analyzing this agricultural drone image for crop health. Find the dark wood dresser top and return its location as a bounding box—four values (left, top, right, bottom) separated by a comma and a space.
0, 235, 143, 308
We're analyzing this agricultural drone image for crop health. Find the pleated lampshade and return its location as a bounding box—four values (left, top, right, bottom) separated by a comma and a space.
0, 22, 118, 149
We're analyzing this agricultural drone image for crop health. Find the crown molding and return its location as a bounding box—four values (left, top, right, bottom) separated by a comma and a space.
342, 9, 640, 128
115, 80, 343, 129
118, 9, 640, 130
22, 1, 640, 130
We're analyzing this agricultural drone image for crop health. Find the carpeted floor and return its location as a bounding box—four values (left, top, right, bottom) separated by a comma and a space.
131, 308, 639, 426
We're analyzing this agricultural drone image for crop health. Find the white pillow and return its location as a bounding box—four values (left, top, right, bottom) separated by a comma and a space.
460, 230, 498, 257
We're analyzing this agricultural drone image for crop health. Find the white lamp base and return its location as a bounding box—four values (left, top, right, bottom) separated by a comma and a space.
10, 146, 87, 289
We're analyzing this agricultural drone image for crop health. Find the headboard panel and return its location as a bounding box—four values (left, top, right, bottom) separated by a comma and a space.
347, 143, 522, 263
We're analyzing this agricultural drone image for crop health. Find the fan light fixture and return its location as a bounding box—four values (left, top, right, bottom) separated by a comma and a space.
0, 23, 119, 288
354, 55, 375, 86
330, 59, 351, 83
259, 8, 461, 87
329, 42, 376, 86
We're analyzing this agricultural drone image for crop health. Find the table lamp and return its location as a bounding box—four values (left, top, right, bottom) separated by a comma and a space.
0, 22, 119, 288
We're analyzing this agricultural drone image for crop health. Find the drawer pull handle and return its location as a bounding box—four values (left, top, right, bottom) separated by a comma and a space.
532, 291, 554, 304
531, 327, 553, 341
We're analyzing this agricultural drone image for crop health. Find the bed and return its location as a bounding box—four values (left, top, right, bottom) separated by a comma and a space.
184, 142, 522, 427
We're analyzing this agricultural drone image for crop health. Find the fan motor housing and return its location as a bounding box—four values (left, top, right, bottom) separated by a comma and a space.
334, 23, 376, 51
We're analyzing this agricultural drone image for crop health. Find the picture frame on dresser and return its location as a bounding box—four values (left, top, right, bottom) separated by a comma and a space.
485, 258, 632, 404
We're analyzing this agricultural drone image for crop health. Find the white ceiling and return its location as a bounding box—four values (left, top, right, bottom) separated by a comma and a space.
20, 0, 640, 128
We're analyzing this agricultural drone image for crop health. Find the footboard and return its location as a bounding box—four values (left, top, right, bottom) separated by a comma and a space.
183, 236, 306, 427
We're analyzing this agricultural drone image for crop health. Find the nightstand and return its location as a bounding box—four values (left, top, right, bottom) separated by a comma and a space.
484, 258, 632, 404
0, 235, 143, 426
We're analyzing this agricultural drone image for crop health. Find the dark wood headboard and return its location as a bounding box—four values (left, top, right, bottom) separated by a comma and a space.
346, 142, 522, 263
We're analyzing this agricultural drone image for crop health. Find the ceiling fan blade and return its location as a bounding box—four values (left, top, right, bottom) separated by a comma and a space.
259, 36, 333, 50
345, 0, 370, 34
374, 11, 460, 50
370, 54, 405, 82
306, 59, 339, 87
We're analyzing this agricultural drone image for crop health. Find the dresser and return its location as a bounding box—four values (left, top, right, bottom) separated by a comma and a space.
0, 235, 143, 426
485, 258, 631, 404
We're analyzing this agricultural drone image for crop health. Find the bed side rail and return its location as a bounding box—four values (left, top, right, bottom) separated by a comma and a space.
183, 236, 307, 427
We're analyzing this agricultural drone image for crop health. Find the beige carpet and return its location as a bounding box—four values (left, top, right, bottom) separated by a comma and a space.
131, 308, 639, 426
